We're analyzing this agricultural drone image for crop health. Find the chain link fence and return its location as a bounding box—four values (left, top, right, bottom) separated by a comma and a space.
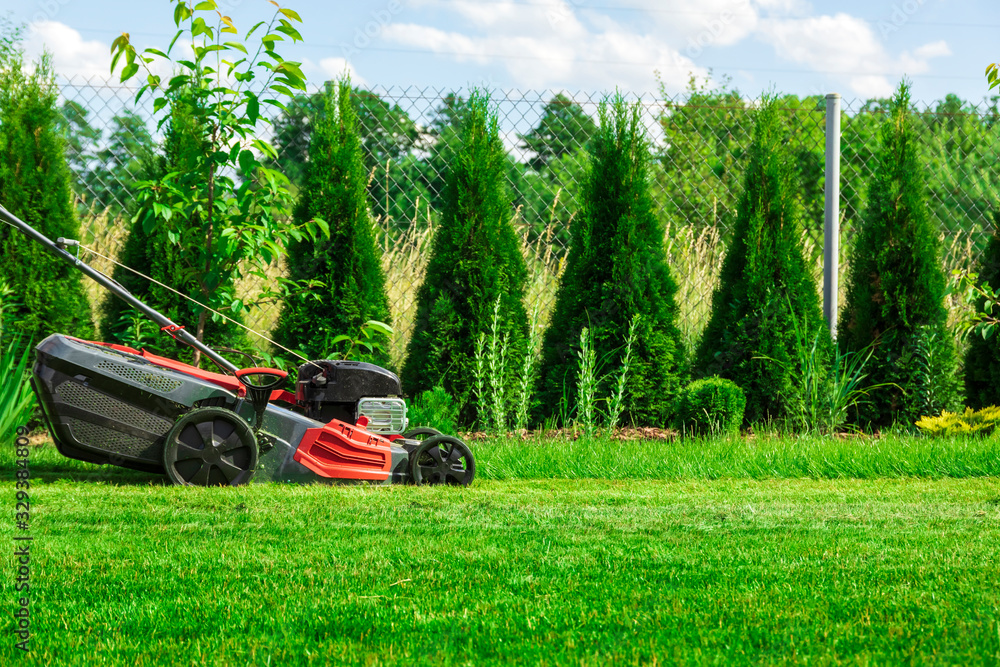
58, 77, 1000, 366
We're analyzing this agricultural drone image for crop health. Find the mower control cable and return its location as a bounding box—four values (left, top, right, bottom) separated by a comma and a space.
76, 242, 321, 371
0, 206, 323, 375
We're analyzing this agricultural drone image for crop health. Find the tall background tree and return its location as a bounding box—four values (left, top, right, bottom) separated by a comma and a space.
512, 95, 594, 249
656, 79, 830, 244
271, 83, 424, 230
401, 90, 528, 424
272, 78, 392, 363
918, 94, 1000, 258
839, 82, 961, 427
58, 104, 155, 215
519, 93, 597, 171
0, 35, 93, 347
84, 110, 156, 214
57, 100, 101, 204
694, 94, 829, 426
656, 77, 751, 236
534, 95, 686, 426
417, 91, 471, 214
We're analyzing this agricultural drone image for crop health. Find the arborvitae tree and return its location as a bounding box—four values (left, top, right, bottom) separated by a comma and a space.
401, 91, 528, 424
840, 81, 961, 426
0, 44, 93, 346
100, 95, 245, 359
694, 95, 830, 425
534, 95, 686, 427
273, 78, 392, 362
965, 210, 1000, 409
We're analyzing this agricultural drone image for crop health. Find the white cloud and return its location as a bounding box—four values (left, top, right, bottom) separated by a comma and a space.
383, 24, 492, 65
361, 1, 952, 98
315, 57, 367, 86
645, 0, 760, 50
753, 0, 809, 13
24, 21, 110, 81
913, 40, 951, 60
757, 13, 950, 97
383, 1, 708, 92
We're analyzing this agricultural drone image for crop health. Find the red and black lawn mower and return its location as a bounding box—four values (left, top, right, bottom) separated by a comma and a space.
1, 204, 475, 487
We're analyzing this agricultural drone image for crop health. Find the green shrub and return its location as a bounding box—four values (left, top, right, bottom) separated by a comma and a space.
273, 78, 392, 363
693, 95, 829, 426
100, 96, 246, 361
0, 328, 35, 441
964, 211, 1000, 409
673, 377, 746, 436
401, 90, 529, 426
534, 94, 686, 427
0, 282, 36, 440
915, 405, 1000, 436
839, 81, 962, 426
0, 41, 93, 348
407, 386, 459, 435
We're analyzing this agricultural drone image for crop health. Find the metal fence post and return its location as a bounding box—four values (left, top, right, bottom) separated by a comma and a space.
824, 93, 841, 339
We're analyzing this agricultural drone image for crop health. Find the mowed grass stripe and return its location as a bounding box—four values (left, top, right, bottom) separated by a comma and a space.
7, 432, 1000, 486
476, 433, 1000, 480
2, 478, 1000, 665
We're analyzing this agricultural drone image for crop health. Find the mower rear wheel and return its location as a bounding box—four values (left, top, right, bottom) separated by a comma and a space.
410, 435, 475, 486
402, 427, 441, 440
163, 407, 258, 487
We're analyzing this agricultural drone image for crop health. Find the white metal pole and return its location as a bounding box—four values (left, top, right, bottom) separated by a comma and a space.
824, 93, 841, 339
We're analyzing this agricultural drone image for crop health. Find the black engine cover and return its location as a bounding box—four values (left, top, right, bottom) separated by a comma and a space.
297, 360, 401, 402
297, 360, 402, 425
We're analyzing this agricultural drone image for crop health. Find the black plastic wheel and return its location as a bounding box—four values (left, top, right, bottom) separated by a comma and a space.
402, 427, 442, 440
410, 435, 475, 486
163, 407, 258, 486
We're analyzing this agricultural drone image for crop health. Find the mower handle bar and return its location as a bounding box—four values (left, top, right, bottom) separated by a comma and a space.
0, 203, 241, 375
235, 367, 288, 391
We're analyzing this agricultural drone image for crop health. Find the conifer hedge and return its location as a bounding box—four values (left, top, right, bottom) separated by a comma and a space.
964, 211, 1000, 409
694, 95, 829, 425
840, 82, 961, 426
272, 79, 392, 363
534, 95, 685, 426
100, 97, 246, 359
0, 47, 93, 346
401, 91, 528, 424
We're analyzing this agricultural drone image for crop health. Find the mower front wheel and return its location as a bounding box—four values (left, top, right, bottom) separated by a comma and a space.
410, 435, 475, 486
163, 407, 258, 487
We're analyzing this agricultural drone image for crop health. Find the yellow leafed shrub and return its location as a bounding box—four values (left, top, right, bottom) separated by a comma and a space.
915, 405, 1000, 436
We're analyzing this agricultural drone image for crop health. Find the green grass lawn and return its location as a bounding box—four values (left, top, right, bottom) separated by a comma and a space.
3, 437, 1000, 665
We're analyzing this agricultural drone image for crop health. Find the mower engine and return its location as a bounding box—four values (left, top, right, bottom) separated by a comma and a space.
296, 359, 408, 435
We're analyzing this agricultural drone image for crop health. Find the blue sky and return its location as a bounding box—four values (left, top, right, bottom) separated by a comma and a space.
8, 0, 997, 105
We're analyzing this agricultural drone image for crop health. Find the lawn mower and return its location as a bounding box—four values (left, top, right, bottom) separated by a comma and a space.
0, 204, 475, 487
